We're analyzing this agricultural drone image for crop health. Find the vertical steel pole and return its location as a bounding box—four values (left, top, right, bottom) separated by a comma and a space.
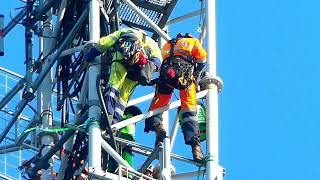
88, 0, 102, 175
24, 0, 35, 100
38, 0, 54, 179
206, 0, 222, 179
169, 113, 179, 150
199, 16, 207, 44
0, 14, 4, 56
158, 28, 171, 180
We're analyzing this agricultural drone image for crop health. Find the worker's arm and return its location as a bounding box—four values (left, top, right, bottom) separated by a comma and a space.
191, 39, 207, 78
138, 37, 163, 86
96, 29, 130, 52
191, 39, 207, 63
145, 36, 162, 70
84, 29, 132, 62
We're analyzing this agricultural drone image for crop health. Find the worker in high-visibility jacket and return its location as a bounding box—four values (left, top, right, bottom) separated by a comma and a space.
84, 28, 162, 124
144, 33, 207, 162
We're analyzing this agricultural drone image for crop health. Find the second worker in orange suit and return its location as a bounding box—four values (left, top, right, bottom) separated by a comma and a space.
144, 33, 207, 162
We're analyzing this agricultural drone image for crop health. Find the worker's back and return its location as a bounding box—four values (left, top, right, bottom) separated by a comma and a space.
161, 37, 207, 63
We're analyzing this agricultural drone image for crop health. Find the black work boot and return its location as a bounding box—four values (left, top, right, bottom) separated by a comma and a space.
191, 140, 204, 163
154, 123, 167, 146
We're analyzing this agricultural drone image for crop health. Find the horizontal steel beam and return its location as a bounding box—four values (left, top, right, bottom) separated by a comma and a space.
166, 8, 206, 25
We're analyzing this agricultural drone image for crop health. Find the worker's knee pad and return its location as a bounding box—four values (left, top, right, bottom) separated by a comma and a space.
181, 121, 200, 145
144, 114, 163, 133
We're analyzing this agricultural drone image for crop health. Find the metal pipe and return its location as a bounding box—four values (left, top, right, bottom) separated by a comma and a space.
162, 138, 171, 179
199, 16, 207, 44
137, 145, 160, 173
127, 93, 154, 106
3, 0, 55, 37
90, 171, 125, 180
0, 99, 28, 143
169, 113, 179, 150
171, 170, 205, 179
24, 0, 35, 101
59, 44, 87, 57
15, 116, 39, 145
206, 0, 222, 179
112, 90, 208, 130
2, 9, 26, 37
88, 0, 102, 173
112, 136, 203, 166
112, 0, 120, 31
0, 173, 14, 180
51, 0, 68, 44
0, 78, 25, 111
0, 66, 24, 78
131, 145, 202, 167
29, 0, 56, 25
0, 14, 4, 56
121, 0, 171, 41
38, 0, 54, 178
166, 8, 207, 26
0, 144, 22, 154
101, 139, 134, 170
119, 166, 156, 180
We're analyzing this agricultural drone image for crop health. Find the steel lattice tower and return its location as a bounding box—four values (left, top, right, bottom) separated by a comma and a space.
0, 0, 224, 179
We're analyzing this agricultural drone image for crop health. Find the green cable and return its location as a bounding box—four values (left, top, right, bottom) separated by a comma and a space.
20, 118, 100, 136
20, 126, 75, 136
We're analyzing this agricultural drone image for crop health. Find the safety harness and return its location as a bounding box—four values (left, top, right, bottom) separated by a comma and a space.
159, 37, 195, 90
112, 32, 152, 83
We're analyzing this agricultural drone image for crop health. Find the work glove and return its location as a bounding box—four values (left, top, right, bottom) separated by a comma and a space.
139, 61, 156, 86
83, 47, 101, 62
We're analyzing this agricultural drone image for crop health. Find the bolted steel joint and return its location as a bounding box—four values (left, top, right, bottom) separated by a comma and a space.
198, 75, 223, 93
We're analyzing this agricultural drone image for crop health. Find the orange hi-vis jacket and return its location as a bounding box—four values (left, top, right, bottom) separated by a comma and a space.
161, 37, 207, 64
145, 37, 207, 145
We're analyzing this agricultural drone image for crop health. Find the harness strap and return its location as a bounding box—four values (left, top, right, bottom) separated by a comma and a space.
169, 38, 177, 61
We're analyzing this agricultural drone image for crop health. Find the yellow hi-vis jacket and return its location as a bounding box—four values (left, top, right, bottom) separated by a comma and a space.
95, 28, 162, 68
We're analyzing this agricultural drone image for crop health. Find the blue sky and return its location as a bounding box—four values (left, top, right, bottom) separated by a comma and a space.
1, 0, 320, 180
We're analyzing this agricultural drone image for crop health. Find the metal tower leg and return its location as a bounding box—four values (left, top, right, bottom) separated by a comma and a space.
38, 0, 54, 178
24, 0, 35, 101
88, 0, 102, 175
206, 0, 224, 179
0, 78, 25, 111
0, 14, 4, 56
